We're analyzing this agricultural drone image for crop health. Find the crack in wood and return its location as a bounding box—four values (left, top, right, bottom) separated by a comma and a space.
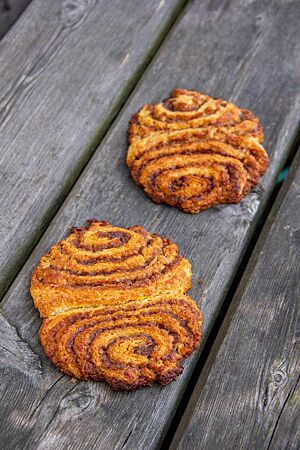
26, 374, 66, 423
267, 375, 300, 449
0, 313, 42, 376
121, 429, 133, 449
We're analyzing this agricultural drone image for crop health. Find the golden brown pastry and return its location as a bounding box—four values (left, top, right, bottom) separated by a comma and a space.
127, 89, 269, 213
31, 219, 191, 318
31, 220, 202, 390
40, 294, 202, 390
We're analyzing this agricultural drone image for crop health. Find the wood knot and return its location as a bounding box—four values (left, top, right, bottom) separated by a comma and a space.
261, 364, 288, 410
272, 368, 287, 387
60, 390, 94, 413
61, 0, 95, 28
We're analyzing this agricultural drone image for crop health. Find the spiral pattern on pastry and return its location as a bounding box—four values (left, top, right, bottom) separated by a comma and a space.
39, 294, 202, 390
127, 89, 269, 213
31, 219, 192, 318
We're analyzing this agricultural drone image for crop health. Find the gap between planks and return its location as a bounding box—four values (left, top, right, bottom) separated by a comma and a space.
169, 147, 300, 450
0, 0, 32, 40
161, 131, 300, 449
0, 0, 188, 302
1, 1, 300, 448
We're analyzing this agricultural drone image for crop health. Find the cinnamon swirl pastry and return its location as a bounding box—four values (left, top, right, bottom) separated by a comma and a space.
40, 294, 202, 390
31, 220, 191, 318
127, 89, 269, 213
31, 220, 202, 389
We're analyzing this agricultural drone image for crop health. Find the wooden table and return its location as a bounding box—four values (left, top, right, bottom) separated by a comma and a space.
0, 1, 299, 449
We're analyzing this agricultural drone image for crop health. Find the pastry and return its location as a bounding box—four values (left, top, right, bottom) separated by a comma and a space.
31, 219, 191, 318
31, 220, 202, 390
127, 89, 269, 213
40, 294, 202, 390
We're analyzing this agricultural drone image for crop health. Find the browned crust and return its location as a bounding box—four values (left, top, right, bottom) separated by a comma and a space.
127, 88, 268, 213
31, 220, 202, 390
39, 294, 203, 390
31, 219, 192, 318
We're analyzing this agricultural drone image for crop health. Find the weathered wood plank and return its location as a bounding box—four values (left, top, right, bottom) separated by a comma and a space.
0, 0, 186, 297
269, 378, 300, 449
171, 149, 300, 450
0, 0, 300, 449
0, 0, 32, 40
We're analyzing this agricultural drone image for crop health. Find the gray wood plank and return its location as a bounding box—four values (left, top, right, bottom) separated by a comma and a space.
0, 0, 32, 40
269, 378, 300, 450
171, 149, 300, 450
0, 0, 300, 449
0, 0, 186, 298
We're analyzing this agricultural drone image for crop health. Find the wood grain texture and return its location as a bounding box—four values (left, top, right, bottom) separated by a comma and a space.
0, 0, 186, 298
0, 0, 32, 40
0, 0, 300, 448
171, 149, 300, 450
